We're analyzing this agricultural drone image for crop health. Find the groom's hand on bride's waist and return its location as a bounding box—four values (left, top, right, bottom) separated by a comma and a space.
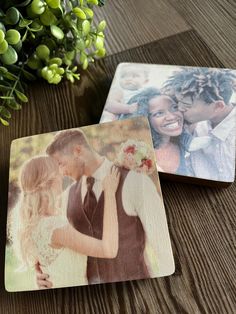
35, 262, 53, 289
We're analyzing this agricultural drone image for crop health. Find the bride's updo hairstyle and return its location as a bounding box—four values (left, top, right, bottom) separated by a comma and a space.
21, 156, 59, 195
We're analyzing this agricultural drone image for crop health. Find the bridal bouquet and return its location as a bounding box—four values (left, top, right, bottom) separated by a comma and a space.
116, 139, 155, 175
0, 0, 106, 126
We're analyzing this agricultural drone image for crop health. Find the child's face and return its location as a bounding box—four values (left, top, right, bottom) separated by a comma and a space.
149, 95, 183, 137
120, 68, 147, 91
177, 95, 216, 123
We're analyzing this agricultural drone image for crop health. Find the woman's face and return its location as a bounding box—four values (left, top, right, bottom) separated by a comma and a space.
149, 95, 183, 137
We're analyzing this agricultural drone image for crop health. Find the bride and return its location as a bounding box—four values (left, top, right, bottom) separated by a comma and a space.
11, 156, 120, 290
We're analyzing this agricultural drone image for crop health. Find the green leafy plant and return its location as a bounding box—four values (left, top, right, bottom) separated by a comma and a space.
0, 0, 106, 126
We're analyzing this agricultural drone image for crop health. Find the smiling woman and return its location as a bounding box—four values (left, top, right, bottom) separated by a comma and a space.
119, 87, 190, 175
149, 95, 183, 137
148, 94, 186, 173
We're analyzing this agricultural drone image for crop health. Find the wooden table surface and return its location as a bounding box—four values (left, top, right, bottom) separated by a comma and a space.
0, 1, 235, 313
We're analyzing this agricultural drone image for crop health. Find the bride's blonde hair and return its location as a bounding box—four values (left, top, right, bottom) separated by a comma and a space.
11, 156, 60, 268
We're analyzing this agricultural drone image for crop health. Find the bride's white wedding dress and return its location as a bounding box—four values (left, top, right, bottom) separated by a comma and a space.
32, 215, 88, 289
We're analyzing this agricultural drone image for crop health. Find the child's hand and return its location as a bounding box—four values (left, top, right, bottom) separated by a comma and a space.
128, 102, 138, 114
103, 166, 120, 194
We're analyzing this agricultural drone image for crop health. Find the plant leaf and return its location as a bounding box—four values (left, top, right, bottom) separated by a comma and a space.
0, 22, 6, 32
40, 8, 57, 26
19, 18, 33, 28
0, 46, 18, 65
29, 24, 43, 32
0, 116, 9, 126
46, 0, 60, 9
0, 66, 8, 74
0, 96, 14, 99
5, 7, 20, 25
5, 29, 21, 45
15, 90, 28, 102
7, 100, 21, 110
12, 40, 22, 53
4, 72, 18, 81
0, 106, 11, 118
22, 29, 28, 42
15, 0, 32, 7
50, 25, 64, 40
0, 85, 12, 91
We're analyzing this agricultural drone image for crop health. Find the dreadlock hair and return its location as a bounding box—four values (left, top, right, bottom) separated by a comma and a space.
119, 87, 161, 120
162, 67, 236, 105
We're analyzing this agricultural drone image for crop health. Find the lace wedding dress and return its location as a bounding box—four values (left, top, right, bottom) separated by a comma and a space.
32, 216, 88, 289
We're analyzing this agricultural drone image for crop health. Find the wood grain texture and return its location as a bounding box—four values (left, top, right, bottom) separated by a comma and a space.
167, 0, 236, 68
93, 0, 190, 55
0, 30, 236, 313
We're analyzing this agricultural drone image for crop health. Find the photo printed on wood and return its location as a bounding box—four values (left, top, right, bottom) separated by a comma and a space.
100, 64, 236, 186
5, 117, 174, 292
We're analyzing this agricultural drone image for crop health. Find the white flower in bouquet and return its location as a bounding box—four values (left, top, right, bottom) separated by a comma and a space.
116, 140, 155, 175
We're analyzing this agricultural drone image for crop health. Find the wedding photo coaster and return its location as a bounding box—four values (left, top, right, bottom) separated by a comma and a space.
5, 117, 175, 292
100, 63, 236, 187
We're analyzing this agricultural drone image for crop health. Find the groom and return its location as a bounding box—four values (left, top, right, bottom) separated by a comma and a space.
36, 128, 169, 288
164, 68, 236, 181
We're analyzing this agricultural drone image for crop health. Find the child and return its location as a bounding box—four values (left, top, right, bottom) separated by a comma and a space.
100, 64, 149, 122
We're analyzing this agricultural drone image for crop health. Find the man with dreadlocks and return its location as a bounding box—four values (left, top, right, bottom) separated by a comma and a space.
163, 67, 236, 182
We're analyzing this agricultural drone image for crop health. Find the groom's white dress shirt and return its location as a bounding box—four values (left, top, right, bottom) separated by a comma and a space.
80, 158, 174, 277
189, 107, 236, 182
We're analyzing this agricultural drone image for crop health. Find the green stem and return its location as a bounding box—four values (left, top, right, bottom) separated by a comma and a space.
2, 63, 25, 107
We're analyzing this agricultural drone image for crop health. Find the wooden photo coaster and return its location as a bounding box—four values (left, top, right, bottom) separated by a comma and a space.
5, 117, 174, 292
99, 63, 236, 187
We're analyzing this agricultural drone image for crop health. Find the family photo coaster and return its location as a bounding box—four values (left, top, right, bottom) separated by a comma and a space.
100, 63, 236, 187
5, 117, 174, 292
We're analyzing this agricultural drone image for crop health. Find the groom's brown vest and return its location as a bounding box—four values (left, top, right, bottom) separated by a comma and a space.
67, 167, 149, 284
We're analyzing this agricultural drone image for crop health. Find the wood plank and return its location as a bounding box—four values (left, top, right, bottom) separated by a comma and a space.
93, 0, 190, 55
0, 30, 235, 313
167, 0, 236, 67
